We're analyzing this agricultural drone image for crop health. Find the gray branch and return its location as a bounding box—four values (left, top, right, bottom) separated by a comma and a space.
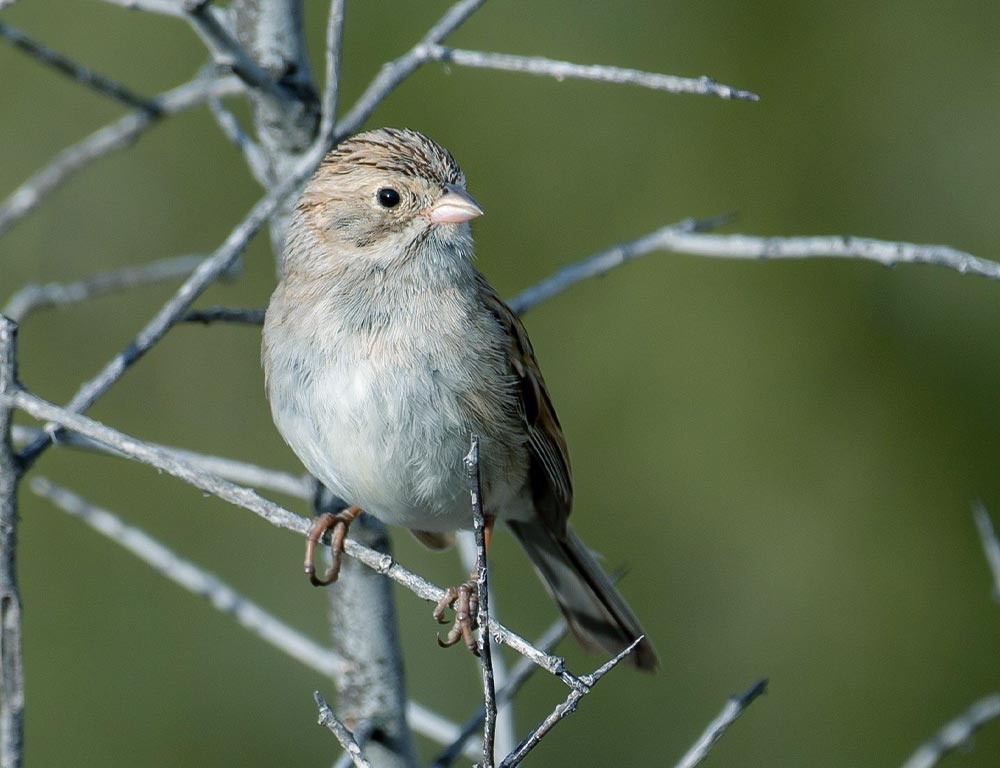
12, 425, 310, 500
316, 0, 347, 151
419, 45, 759, 101
314, 692, 374, 768
0, 21, 161, 112
16, 129, 334, 472
497, 639, 643, 768
0, 72, 242, 238
2, 388, 585, 688
30, 477, 346, 675
900, 694, 1000, 768
465, 437, 497, 767
0, 316, 24, 768
430, 619, 568, 768
333, 0, 486, 141
207, 98, 270, 186
672, 679, 769, 768
973, 503, 1000, 602
29, 476, 476, 757
3, 253, 220, 323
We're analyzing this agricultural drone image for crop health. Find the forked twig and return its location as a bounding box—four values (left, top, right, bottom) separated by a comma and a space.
497, 639, 643, 767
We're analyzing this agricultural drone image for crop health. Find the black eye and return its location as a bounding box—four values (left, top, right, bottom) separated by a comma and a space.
377, 188, 401, 208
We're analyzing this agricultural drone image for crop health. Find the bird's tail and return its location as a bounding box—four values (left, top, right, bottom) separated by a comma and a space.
506, 518, 658, 671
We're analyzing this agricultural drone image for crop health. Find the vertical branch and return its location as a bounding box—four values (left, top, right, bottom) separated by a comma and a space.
230, 0, 319, 255
465, 435, 496, 768
0, 316, 24, 768
322, 491, 418, 768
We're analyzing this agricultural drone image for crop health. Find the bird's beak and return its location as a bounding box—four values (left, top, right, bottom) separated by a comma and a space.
423, 185, 484, 224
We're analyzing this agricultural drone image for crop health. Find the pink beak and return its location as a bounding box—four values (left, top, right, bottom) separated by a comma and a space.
423, 185, 484, 224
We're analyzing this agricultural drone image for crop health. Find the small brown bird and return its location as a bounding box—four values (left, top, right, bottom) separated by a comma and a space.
262, 128, 657, 670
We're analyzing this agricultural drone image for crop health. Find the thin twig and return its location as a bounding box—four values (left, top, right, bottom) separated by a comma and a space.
207, 98, 270, 185
430, 619, 568, 768
3, 254, 217, 322
465, 436, 496, 768
16, 129, 332, 472
900, 694, 1000, 768
497, 638, 642, 768
29, 475, 477, 756
98, 0, 296, 106
333, 0, 486, 140
631, 229, 995, 279
331, 721, 376, 768
457, 532, 515, 758
12, 425, 310, 500
673, 679, 769, 768
316, 0, 347, 150
30, 477, 346, 674
0, 71, 242, 238
0, 22, 161, 113
0, 316, 24, 768
420, 45, 759, 101
973, 503, 1000, 602
314, 692, 374, 768
508, 213, 732, 314
3, 388, 585, 689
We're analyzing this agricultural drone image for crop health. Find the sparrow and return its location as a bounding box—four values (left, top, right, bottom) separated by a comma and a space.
262, 127, 657, 671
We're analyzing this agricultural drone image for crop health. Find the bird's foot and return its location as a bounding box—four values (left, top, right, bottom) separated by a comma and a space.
304, 506, 362, 586
433, 572, 480, 655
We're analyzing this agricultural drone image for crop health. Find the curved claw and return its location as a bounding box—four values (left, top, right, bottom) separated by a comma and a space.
431, 575, 480, 656
304, 507, 362, 587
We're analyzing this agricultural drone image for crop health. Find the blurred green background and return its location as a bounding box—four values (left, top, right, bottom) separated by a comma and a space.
3, 1, 1000, 765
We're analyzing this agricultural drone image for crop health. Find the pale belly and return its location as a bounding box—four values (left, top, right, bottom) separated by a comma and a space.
267, 342, 532, 532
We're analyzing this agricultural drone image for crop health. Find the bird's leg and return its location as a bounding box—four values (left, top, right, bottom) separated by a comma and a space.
304, 506, 362, 586
432, 515, 494, 656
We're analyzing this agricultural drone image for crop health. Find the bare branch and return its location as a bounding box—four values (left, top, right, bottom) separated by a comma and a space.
0, 22, 161, 112
420, 46, 759, 101
316, 0, 347, 149
464, 436, 496, 767
314, 692, 374, 768
334, 0, 486, 140
98, 0, 298, 106
973, 503, 1000, 602
457, 532, 515, 758
497, 638, 642, 768
12, 425, 310, 500
16, 131, 332, 471
511, 221, 991, 313
331, 721, 377, 768
430, 619, 568, 768
28, 475, 474, 755
508, 213, 733, 314
3, 254, 218, 323
207, 98, 270, 185
30, 477, 345, 673
3, 388, 586, 688
673, 679, 769, 768
901, 694, 1000, 768
0, 72, 242, 238
638, 229, 995, 278
0, 316, 24, 768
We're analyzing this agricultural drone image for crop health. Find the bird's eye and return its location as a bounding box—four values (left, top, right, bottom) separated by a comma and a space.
377, 188, 401, 208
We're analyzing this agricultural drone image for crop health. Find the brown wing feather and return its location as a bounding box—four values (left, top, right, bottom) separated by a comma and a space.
476, 273, 573, 533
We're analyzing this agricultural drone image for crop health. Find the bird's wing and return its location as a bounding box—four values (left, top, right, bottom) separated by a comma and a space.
476, 273, 573, 532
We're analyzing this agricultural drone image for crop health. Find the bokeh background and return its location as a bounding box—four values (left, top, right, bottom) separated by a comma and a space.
3, 1, 1000, 765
